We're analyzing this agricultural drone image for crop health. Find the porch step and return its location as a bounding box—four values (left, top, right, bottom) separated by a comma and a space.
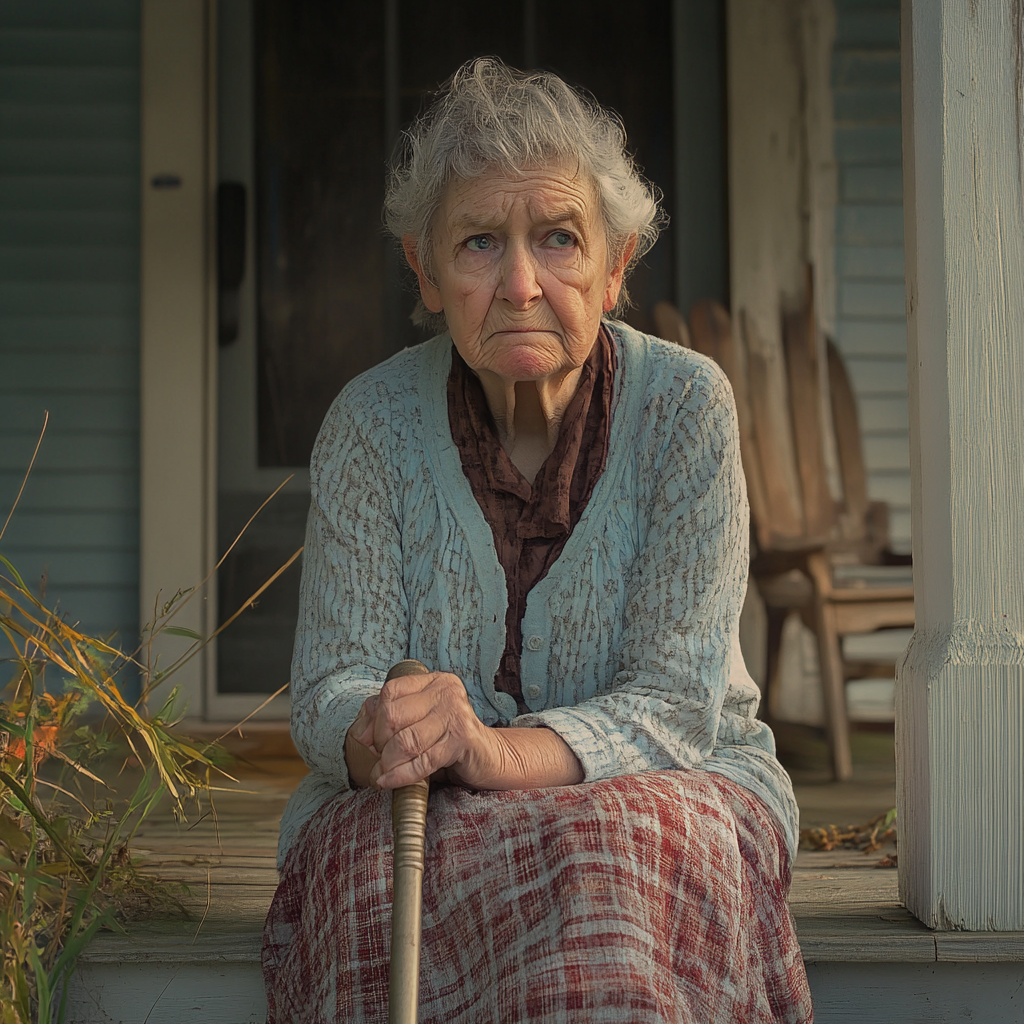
66, 774, 1022, 1023
68, 930, 267, 1024
67, 854, 1023, 1024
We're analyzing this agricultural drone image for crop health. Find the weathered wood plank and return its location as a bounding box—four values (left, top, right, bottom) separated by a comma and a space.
789, 867, 898, 903
805, 962, 1024, 1024
80, 931, 263, 965
934, 932, 1024, 963
67, 963, 266, 1024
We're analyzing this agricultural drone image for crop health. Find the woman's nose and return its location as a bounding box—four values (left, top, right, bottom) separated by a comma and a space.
497, 243, 542, 308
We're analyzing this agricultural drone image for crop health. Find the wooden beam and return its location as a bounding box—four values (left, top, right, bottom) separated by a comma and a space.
139, 0, 213, 718
726, 0, 806, 522
899, 0, 1024, 931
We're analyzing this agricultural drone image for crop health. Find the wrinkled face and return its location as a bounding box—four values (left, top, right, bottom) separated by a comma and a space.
406, 165, 629, 384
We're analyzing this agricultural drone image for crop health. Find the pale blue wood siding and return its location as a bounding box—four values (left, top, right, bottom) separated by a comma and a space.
833, 0, 910, 551
0, 1, 140, 648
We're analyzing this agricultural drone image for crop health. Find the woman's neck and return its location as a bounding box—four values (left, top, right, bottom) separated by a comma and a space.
477, 367, 584, 483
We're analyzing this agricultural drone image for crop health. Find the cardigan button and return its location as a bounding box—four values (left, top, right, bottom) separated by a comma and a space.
526, 684, 541, 699
526, 635, 544, 651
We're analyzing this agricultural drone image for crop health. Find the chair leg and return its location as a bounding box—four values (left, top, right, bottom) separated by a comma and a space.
815, 601, 853, 781
759, 605, 789, 721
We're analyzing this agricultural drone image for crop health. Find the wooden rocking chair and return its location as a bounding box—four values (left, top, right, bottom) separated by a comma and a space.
683, 297, 914, 781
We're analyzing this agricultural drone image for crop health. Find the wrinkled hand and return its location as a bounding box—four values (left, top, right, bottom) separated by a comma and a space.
348, 672, 499, 790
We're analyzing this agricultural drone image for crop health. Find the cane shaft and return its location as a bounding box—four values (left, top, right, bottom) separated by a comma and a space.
385, 659, 430, 1024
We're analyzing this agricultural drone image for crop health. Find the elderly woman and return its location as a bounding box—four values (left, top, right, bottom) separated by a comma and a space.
263, 59, 811, 1023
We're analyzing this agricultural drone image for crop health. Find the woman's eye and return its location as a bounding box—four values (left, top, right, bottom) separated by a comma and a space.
465, 236, 492, 252
545, 231, 575, 248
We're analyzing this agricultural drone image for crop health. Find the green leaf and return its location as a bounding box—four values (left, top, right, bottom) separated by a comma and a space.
164, 626, 202, 641
0, 813, 30, 854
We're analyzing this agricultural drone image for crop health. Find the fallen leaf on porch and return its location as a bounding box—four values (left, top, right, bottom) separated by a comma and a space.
799, 807, 897, 854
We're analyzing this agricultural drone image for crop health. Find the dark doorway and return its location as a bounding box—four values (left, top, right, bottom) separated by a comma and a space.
253, 0, 675, 468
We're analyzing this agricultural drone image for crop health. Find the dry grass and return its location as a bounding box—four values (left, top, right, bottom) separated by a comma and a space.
0, 415, 298, 1023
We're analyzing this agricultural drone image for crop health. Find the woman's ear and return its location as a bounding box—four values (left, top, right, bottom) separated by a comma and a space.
603, 234, 638, 313
402, 236, 444, 313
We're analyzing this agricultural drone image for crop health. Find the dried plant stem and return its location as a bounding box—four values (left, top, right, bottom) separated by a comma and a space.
0, 410, 48, 545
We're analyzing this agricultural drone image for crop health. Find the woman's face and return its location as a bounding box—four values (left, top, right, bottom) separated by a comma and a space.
405, 165, 632, 384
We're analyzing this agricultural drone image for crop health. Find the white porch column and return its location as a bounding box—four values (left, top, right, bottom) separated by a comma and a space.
898, 0, 1024, 931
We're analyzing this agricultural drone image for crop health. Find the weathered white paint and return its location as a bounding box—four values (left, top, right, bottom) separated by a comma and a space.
800, 0, 843, 503
66, 938, 1024, 1024
68, 962, 266, 1024
804, 962, 1024, 1023
800, 0, 838, 341
898, 0, 1024, 931
139, 0, 213, 717
726, 0, 806, 514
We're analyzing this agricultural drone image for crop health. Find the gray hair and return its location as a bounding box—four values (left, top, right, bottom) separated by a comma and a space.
384, 57, 665, 330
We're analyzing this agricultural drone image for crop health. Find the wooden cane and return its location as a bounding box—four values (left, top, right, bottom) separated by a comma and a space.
385, 658, 431, 1024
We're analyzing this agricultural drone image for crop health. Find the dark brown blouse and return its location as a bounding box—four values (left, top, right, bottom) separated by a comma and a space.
446, 328, 616, 714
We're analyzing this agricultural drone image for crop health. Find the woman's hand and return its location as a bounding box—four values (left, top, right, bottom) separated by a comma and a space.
344, 671, 583, 791
347, 671, 494, 789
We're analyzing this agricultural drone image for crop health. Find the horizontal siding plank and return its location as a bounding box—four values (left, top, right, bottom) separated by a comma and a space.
0, 583, 138, 638
835, 125, 902, 163
0, 314, 138, 350
862, 435, 911, 471
1, 350, 137, 390
836, 244, 904, 278
2, 549, 138, 587
832, 51, 900, 89
0, 210, 138, 244
0, 470, 138, 511
837, 204, 905, 245
0, 174, 137, 212
858, 396, 909, 432
0, 431, 136, 472
834, 88, 901, 125
0, 29, 138, 66
0, 139, 138, 175
0, 392, 137, 431
834, 10, 899, 48
840, 280, 906, 317
888, 510, 911, 550
0, 103, 137, 140
0, 3, 140, 32
0, 510, 138, 549
845, 357, 908, 394
0, 2, 141, 651
832, 0, 909, 551
0, 245, 138, 282
835, 319, 907, 355
5, 550, 137, 592
863, 472, 910, 506
0, 67, 138, 104
841, 165, 903, 202
0, 281, 138, 315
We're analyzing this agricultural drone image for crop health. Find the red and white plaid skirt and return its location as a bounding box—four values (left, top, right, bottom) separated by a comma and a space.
262, 770, 813, 1023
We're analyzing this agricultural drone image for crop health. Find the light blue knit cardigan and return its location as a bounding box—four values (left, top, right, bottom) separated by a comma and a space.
278, 322, 799, 863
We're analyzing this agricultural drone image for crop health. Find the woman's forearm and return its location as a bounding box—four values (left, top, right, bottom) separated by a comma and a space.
346, 717, 583, 791
457, 725, 584, 791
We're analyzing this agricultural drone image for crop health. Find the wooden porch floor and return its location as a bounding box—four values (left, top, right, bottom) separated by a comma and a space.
68, 726, 1023, 1024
